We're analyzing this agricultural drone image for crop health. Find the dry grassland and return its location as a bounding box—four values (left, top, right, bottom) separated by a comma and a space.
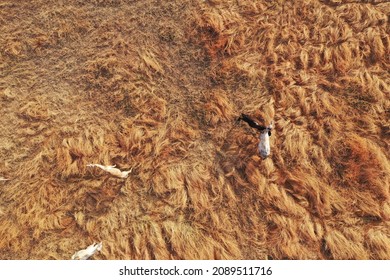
0, 0, 389, 259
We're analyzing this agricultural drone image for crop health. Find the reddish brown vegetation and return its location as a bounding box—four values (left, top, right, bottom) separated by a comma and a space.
0, 0, 389, 259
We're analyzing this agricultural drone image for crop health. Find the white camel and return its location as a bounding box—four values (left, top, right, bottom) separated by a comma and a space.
71, 242, 103, 260
239, 114, 273, 159
87, 164, 132, 178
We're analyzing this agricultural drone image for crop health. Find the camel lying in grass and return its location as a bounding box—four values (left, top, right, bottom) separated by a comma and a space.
71, 242, 103, 260
87, 164, 132, 178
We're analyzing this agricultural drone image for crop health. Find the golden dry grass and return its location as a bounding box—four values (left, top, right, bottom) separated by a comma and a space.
0, 0, 389, 259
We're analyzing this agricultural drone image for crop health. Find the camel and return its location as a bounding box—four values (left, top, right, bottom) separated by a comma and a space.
86, 164, 132, 178
71, 242, 103, 260
239, 114, 273, 159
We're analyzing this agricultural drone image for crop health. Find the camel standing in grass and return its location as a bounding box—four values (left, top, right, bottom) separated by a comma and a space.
239, 114, 273, 159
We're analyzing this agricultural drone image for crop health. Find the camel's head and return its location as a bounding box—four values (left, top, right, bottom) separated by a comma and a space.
120, 168, 132, 178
